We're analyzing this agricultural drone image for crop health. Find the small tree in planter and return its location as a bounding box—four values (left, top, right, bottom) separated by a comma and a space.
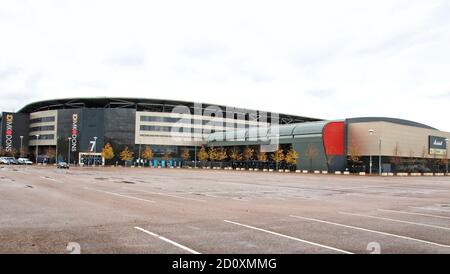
120, 146, 134, 167
258, 150, 267, 169
271, 147, 285, 170
229, 147, 243, 169
216, 147, 228, 168
243, 147, 254, 168
101, 143, 115, 165
162, 150, 172, 167
141, 146, 153, 167
180, 147, 190, 167
198, 146, 209, 167
46, 147, 56, 164
285, 146, 299, 171
208, 147, 218, 168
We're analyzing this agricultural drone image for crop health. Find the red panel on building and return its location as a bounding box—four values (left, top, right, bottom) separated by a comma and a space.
323, 121, 345, 155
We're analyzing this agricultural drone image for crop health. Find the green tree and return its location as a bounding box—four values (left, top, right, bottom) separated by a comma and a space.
102, 143, 115, 164
120, 146, 134, 167
229, 147, 243, 161
198, 146, 209, 166
181, 147, 190, 161
141, 146, 153, 166
216, 148, 228, 161
271, 147, 285, 170
162, 150, 172, 161
258, 151, 267, 162
243, 147, 254, 161
208, 147, 218, 161
285, 146, 299, 170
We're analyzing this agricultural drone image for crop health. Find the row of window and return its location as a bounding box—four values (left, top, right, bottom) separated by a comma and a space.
140, 116, 265, 126
30, 116, 55, 124
29, 134, 55, 140
140, 125, 220, 133
29, 125, 55, 132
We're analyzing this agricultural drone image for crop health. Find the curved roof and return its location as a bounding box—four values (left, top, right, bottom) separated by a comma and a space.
18, 97, 320, 123
346, 117, 436, 130
207, 121, 330, 143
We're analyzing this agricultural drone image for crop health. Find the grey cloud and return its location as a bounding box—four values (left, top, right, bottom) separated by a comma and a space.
355, 28, 439, 57
428, 91, 450, 99
306, 89, 336, 98
181, 41, 227, 60
106, 49, 146, 68
0, 67, 22, 79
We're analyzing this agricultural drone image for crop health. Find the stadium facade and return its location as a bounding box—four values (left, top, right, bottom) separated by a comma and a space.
1, 97, 449, 173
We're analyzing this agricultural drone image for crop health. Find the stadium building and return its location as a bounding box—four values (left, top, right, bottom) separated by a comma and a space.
1, 97, 449, 173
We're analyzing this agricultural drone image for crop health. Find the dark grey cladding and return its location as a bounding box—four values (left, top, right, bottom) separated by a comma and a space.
0, 112, 30, 154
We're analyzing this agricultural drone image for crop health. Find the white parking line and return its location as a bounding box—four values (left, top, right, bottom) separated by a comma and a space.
121, 187, 206, 202
340, 212, 450, 231
378, 209, 450, 220
91, 188, 156, 203
290, 215, 450, 248
224, 220, 352, 254
40, 176, 57, 182
134, 226, 200, 254
409, 206, 450, 213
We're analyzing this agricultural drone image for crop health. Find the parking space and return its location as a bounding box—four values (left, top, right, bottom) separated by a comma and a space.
0, 165, 449, 253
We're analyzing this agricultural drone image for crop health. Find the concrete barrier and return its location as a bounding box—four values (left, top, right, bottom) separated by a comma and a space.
269, 169, 274, 172
359, 172, 366, 176
322, 171, 328, 174
423, 173, 434, 176
436, 173, 445, 176
396, 172, 408, 176
335, 171, 342, 175
343, 171, 350, 175
410, 173, 421, 176
301, 170, 308, 174
263, 169, 268, 172
314, 170, 321, 174
284, 169, 290, 173
295, 170, 301, 173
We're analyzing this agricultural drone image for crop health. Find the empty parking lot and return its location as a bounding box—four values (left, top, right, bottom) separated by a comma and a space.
1, 165, 450, 254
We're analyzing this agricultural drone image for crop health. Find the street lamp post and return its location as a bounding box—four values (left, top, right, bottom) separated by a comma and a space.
194, 143, 197, 168
368, 129, 374, 175
19, 136, 24, 157
93, 136, 98, 166
68, 137, 72, 166
35, 135, 40, 164
138, 143, 141, 167
378, 137, 382, 175
446, 138, 449, 175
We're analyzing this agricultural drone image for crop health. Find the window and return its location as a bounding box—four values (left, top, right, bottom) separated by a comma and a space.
30, 116, 55, 124
29, 125, 55, 132
29, 134, 55, 140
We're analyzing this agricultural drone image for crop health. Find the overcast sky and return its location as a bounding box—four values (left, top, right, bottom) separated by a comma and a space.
1, 0, 449, 131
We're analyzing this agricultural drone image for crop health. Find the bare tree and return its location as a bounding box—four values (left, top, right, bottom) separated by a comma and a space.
390, 142, 402, 170
305, 144, 318, 171
326, 154, 335, 172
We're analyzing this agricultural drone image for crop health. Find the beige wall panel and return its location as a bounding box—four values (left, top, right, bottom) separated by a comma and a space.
348, 122, 450, 159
